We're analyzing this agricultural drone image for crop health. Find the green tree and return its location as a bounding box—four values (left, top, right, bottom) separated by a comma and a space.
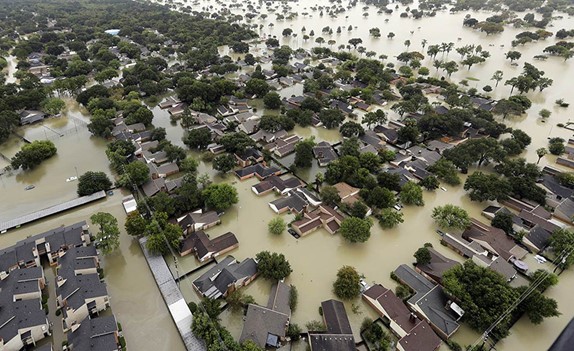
536, 147, 547, 164
443, 261, 518, 338
77, 171, 112, 196
125, 211, 147, 236
548, 137, 565, 156
11, 140, 57, 170
414, 247, 432, 265
294, 138, 316, 168
268, 217, 286, 235
287, 323, 302, 341
340, 217, 373, 243
263, 92, 282, 109
318, 108, 345, 129
255, 251, 292, 281
432, 204, 471, 230
420, 175, 440, 191
529, 269, 559, 292
339, 121, 365, 138
378, 208, 404, 228
117, 161, 150, 188
464, 172, 511, 202
219, 132, 255, 154
549, 228, 574, 269
428, 159, 461, 185
202, 183, 239, 212
184, 128, 212, 150
539, 109, 551, 119
516, 287, 560, 324
400, 182, 424, 206
320, 185, 341, 206
90, 212, 120, 255
245, 78, 270, 97
362, 109, 387, 128
289, 285, 298, 311
41, 97, 65, 115
333, 266, 361, 299
226, 290, 255, 313
212, 153, 236, 173
347, 201, 369, 219
360, 186, 396, 209
492, 212, 514, 235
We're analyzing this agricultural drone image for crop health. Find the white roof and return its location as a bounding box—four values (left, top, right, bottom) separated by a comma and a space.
122, 198, 137, 214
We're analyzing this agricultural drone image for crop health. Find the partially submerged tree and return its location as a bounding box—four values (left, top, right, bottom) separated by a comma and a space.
333, 266, 361, 300
431, 205, 471, 230
91, 212, 120, 255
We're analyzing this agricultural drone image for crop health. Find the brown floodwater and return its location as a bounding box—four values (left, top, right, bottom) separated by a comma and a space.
2, 0, 574, 349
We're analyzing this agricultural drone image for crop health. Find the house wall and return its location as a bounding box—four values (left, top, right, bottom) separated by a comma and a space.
411, 304, 452, 340
362, 295, 408, 338
212, 244, 239, 260
75, 267, 98, 275
63, 296, 110, 331
14, 290, 42, 301
2, 333, 25, 351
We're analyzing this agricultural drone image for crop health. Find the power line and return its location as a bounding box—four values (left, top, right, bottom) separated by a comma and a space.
470, 246, 574, 350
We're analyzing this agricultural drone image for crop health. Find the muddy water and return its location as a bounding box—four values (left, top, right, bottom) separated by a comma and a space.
0, 101, 111, 221
150, 1, 574, 349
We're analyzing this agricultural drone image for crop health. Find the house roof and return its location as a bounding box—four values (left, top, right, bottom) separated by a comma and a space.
235, 163, 281, 179
407, 285, 460, 338
68, 315, 118, 351
321, 299, 353, 335
554, 198, 574, 223
239, 304, 289, 348
192, 256, 257, 299
313, 142, 338, 166
398, 320, 442, 351
462, 219, 526, 261
518, 209, 560, 233
252, 176, 302, 194
416, 248, 460, 284
267, 281, 292, 316
180, 231, 238, 260
309, 333, 356, 351
363, 284, 418, 335
269, 190, 310, 213
525, 225, 553, 251
394, 264, 435, 294
333, 182, 360, 200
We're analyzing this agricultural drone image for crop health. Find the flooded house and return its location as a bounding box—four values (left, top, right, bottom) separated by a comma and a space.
393, 265, 462, 340
240, 281, 291, 349
56, 246, 110, 332
363, 284, 442, 351
251, 175, 302, 196
175, 210, 221, 234
414, 247, 460, 285
192, 255, 257, 299
291, 205, 345, 236
66, 315, 120, 351
179, 230, 238, 262
0, 267, 50, 351
269, 188, 322, 215
19, 110, 46, 125
308, 299, 355, 351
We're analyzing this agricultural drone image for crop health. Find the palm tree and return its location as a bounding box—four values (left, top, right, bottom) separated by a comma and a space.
404, 40, 411, 50
421, 39, 428, 49
536, 148, 547, 164
491, 70, 503, 87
